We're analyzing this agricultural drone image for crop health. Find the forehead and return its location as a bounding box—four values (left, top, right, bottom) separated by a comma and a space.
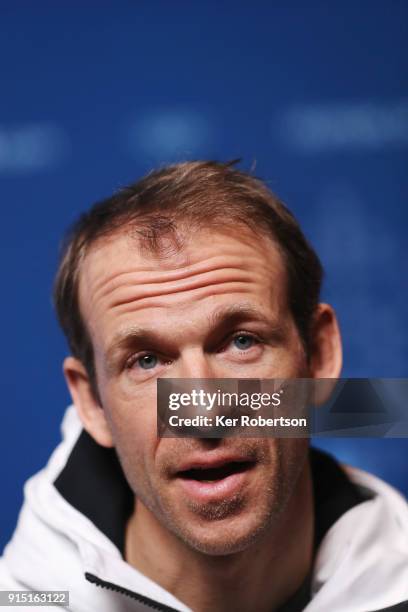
78, 226, 289, 345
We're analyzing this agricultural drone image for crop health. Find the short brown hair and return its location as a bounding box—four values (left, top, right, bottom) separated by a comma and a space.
54, 160, 323, 395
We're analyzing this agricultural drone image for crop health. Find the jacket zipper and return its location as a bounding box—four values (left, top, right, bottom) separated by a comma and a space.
85, 572, 181, 612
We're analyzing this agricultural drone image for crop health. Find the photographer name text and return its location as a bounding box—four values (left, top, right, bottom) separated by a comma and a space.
168, 415, 307, 427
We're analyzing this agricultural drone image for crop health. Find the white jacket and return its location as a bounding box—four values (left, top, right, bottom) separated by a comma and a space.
1, 406, 407, 612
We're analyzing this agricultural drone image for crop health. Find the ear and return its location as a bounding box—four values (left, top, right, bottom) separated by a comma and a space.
309, 303, 342, 379
307, 304, 342, 406
63, 356, 114, 448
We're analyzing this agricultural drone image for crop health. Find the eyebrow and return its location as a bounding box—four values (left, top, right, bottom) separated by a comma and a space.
204, 304, 284, 350
105, 303, 282, 372
208, 303, 277, 330
106, 327, 160, 370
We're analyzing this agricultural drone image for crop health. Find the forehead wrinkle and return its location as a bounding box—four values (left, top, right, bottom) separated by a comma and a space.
88, 253, 264, 305
85, 260, 284, 335
107, 282, 257, 315
105, 268, 262, 310
82, 265, 266, 341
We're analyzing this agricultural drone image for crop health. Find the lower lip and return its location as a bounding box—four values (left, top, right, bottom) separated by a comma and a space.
175, 467, 254, 502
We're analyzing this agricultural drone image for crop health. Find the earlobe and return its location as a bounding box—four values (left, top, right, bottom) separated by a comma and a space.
63, 356, 114, 448
309, 304, 343, 380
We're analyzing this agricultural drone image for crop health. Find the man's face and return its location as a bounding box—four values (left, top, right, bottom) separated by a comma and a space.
79, 226, 310, 555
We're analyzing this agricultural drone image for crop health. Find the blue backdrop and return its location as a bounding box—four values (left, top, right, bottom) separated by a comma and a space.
1, 1, 407, 550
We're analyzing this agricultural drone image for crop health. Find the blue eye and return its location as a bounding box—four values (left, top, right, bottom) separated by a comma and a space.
137, 354, 158, 369
233, 334, 255, 350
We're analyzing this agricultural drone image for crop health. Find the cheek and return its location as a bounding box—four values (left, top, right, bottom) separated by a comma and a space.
275, 438, 309, 494
101, 390, 158, 495
247, 345, 306, 380
101, 374, 158, 438
112, 420, 158, 500
280, 332, 309, 377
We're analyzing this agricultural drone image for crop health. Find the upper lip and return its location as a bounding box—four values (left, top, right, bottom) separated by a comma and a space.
174, 453, 255, 475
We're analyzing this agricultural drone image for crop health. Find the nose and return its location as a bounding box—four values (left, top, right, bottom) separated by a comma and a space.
176, 348, 216, 379
165, 349, 227, 440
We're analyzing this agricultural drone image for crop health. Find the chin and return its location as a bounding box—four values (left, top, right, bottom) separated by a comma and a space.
174, 509, 273, 556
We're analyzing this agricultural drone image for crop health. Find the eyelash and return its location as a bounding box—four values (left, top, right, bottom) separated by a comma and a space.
221, 330, 261, 352
124, 352, 161, 370
124, 331, 262, 370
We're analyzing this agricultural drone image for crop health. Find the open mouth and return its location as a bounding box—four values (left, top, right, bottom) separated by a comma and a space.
178, 461, 254, 483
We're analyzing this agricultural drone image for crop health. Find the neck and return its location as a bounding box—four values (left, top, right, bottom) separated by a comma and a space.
125, 459, 313, 612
